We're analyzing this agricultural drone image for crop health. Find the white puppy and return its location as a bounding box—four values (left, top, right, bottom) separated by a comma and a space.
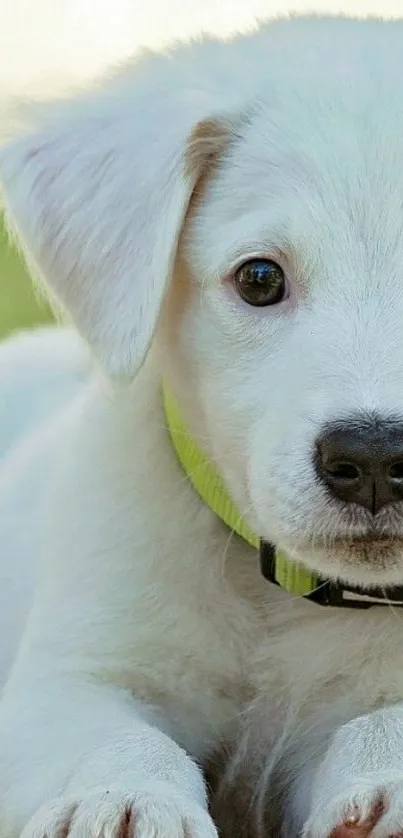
2, 13, 403, 838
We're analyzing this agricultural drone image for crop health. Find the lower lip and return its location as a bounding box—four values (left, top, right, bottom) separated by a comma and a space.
317, 537, 403, 553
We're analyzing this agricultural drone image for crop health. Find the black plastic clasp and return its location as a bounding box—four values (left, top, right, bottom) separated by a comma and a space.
259, 540, 276, 582
259, 540, 331, 604
259, 540, 403, 608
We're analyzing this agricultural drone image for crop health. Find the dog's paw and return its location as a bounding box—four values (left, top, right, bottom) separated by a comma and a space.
303, 775, 403, 838
20, 782, 218, 838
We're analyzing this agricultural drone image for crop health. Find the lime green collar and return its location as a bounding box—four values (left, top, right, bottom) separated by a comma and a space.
163, 387, 319, 597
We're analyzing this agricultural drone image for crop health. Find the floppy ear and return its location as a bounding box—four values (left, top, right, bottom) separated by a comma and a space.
0, 53, 237, 375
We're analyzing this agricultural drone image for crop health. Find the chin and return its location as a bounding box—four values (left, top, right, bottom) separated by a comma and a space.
294, 537, 403, 589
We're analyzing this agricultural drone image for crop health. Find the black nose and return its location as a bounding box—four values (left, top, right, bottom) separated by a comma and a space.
315, 418, 403, 514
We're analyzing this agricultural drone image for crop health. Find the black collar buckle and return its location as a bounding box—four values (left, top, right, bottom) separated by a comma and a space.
259, 540, 403, 609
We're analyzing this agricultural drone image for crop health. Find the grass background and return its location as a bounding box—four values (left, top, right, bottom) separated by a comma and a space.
0, 214, 53, 338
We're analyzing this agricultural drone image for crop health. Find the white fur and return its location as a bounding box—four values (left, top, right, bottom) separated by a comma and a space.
2, 14, 403, 838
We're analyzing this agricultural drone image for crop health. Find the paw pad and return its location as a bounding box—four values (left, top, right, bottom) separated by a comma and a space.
330, 795, 386, 838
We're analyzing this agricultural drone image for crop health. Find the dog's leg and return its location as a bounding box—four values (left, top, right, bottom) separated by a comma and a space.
0, 673, 217, 838
302, 705, 403, 838
211, 706, 403, 838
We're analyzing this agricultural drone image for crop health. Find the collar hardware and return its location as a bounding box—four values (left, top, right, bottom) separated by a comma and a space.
260, 540, 403, 608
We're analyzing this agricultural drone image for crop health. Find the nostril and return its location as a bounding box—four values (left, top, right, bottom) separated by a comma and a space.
326, 461, 362, 482
325, 461, 362, 483
388, 461, 403, 481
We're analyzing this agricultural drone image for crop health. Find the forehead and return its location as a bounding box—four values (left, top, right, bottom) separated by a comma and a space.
194, 19, 403, 287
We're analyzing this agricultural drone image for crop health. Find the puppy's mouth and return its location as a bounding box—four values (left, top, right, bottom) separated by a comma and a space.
331, 534, 401, 549
326, 534, 403, 560
302, 531, 403, 582
298, 500, 403, 566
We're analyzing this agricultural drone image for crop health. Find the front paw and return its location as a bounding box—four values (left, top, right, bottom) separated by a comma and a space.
20, 782, 218, 838
303, 774, 403, 838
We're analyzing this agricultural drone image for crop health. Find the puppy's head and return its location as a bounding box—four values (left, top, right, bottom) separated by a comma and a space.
3, 15, 403, 588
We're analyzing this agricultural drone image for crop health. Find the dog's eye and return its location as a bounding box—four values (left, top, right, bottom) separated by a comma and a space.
234, 259, 286, 307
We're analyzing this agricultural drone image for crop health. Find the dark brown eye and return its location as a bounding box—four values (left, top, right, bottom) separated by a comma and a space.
234, 259, 286, 307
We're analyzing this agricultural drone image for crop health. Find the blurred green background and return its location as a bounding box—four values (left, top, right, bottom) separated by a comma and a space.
0, 214, 53, 339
